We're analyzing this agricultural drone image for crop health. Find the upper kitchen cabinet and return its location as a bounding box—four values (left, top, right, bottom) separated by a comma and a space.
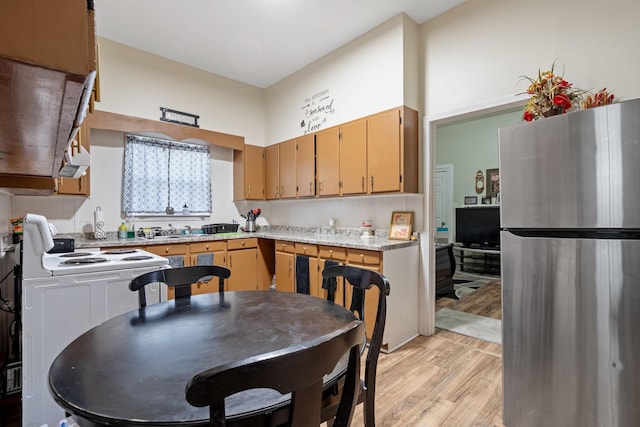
296, 134, 315, 198
279, 139, 297, 199
233, 144, 264, 200
338, 119, 367, 195
315, 128, 340, 197
0, 0, 97, 190
367, 106, 419, 194
265, 145, 280, 200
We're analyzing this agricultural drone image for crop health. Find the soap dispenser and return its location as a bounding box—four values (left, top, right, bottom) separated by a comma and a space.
182, 203, 189, 215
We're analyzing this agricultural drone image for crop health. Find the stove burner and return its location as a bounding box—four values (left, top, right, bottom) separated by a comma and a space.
59, 252, 94, 258
102, 249, 138, 255
121, 255, 153, 261
59, 257, 109, 265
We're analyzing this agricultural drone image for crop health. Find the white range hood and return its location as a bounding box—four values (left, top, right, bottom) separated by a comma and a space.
58, 70, 96, 179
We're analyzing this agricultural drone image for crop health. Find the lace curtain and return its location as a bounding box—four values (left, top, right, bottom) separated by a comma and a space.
122, 134, 212, 215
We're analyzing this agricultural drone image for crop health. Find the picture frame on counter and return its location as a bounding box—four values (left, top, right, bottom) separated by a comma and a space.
464, 196, 478, 205
388, 211, 414, 241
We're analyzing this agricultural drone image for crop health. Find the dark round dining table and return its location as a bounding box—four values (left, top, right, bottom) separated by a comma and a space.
48, 290, 361, 426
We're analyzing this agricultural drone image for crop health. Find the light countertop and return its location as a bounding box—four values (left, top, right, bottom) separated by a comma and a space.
70, 226, 418, 251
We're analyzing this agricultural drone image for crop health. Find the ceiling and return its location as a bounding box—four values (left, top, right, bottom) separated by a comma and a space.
94, 0, 467, 89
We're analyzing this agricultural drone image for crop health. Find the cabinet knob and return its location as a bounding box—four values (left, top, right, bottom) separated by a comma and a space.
242, 241, 246, 246
164, 248, 169, 254
206, 245, 209, 250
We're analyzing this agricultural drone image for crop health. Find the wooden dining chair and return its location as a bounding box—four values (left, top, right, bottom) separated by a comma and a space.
320, 265, 390, 427
129, 265, 230, 308
185, 320, 365, 427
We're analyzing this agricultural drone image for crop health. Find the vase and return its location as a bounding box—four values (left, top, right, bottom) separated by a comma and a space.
542, 106, 565, 117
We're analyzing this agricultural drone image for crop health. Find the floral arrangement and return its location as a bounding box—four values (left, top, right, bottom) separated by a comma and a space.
521, 63, 617, 122
579, 88, 616, 110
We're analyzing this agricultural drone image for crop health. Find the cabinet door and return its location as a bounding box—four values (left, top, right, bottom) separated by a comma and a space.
244, 145, 264, 200
296, 134, 315, 198
189, 241, 226, 294
317, 246, 347, 306
0, 0, 95, 76
145, 244, 189, 300
275, 251, 295, 293
315, 128, 340, 196
367, 109, 401, 193
227, 248, 257, 291
346, 249, 382, 340
265, 145, 280, 200
339, 119, 367, 195
279, 139, 297, 199
57, 121, 90, 196
295, 243, 318, 296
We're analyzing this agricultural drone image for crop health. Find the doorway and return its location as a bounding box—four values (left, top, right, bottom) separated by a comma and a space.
421, 94, 528, 338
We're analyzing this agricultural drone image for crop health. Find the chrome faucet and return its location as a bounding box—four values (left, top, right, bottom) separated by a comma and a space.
168, 223, 177, 235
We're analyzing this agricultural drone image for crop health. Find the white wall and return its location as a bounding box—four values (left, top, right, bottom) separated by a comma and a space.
420, 0, 640, 335
0, 195, 11, 237
11, 39, 267, 234
259, 13, 423, 232
436, 108, 521, 207
421, 0, 640, 116
11, 20, 423, 234
96, 38, 266, 147
265, 14, 418, 144
12, 130, 242, 234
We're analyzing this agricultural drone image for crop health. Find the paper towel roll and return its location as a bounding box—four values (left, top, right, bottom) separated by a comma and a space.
94, 206, 106, 239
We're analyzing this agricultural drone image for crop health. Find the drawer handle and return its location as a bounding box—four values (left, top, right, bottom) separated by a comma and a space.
242, 241, 246, 246
206, 245, 209, 250
165, 248, 169, 254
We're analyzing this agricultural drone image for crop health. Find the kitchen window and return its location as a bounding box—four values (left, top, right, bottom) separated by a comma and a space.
122, 134, 212, 215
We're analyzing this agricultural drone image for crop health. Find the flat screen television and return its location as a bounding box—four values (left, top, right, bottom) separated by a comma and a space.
455, 206, 500, 248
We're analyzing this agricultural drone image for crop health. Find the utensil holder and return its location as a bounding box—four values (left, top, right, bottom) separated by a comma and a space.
246, 220, 256, 232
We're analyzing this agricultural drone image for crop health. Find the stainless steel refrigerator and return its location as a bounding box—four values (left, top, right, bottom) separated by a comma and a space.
499, 98, 640, 427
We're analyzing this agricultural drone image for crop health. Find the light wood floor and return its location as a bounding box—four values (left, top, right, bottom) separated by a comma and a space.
348, 280, 505, 426
435, 280, 502, 320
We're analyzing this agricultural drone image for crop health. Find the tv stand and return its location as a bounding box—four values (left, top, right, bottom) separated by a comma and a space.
453, 245, 501, 279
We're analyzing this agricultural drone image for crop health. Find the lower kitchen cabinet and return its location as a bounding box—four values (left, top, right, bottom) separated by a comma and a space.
346, 248, 382, 340
189, 241, 226, 294
318, 245, 347, 307
295, 242, 318, 296
104, 236, 418, 353
226, 238, 257, 291
275, 240, 295, 293
144, 243, 189, 300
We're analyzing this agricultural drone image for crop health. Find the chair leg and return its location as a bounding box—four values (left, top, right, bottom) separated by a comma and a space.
364, 394, 375, 427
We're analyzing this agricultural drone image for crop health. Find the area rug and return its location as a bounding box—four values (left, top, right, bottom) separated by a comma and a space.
440, 278, 492, 300
435, 307, 502, 345
453, 278, 493, 299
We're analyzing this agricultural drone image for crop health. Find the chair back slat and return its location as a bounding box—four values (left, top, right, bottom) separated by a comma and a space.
129, 265, 231, 308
